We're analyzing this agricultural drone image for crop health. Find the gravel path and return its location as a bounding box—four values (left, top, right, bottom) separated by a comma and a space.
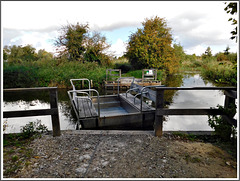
14, 130, 237, 178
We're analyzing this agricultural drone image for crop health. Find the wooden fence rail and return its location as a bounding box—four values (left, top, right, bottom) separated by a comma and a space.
154, 87, 237, 137
3, 87, 61, 137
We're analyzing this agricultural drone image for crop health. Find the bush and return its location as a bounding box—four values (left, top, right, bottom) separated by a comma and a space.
208, 105, 236, 142
114, 62, 132, 73
21, 120, 48, 138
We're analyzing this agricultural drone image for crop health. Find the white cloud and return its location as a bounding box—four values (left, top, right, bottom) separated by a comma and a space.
108, 38, 127, 58
2, 1, 238, 56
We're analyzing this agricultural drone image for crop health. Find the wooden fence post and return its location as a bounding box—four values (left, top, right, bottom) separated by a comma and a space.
49, 88, 61, 136
155, 89, 164, 137
222, 90, 237, 126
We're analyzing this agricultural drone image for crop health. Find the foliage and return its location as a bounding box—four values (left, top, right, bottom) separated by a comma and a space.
3, 63, 39, 88
20, 120, 48, 138
125, 16, 180, 74
3, 45, 38, 64
3, 60, 106, 89
55, 22, 89, 61
201, 57, 237, 86
55, 23, 112, 65
84, 32, 112, 66
224, 2, 237, 42
201, 46, 212, 59
208, 104, 237, 142
173, 43, 186, 64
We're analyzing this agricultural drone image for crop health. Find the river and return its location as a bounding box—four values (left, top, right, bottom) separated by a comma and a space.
3, 72, 226, 133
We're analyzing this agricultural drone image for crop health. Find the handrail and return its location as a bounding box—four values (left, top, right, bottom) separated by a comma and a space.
70, 78, 91, 90
139, 86, 165, 112
68, 89, 100, 118
117, 77, 135, 95
70, 78, 91, 98
126, 87, 139, 98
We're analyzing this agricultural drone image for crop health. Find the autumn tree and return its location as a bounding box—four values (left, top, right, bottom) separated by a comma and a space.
125, 16, 179, 74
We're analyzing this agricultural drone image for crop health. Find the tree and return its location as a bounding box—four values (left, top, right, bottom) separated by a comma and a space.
55, 23, 112, 65
3, 45, 38, 64
224, 2, 237, 42
173, 43, 186, 64
37, 49, 53, 61
125, 16, 179, 74
84, 31, 111, 66
55, 22, 89, 61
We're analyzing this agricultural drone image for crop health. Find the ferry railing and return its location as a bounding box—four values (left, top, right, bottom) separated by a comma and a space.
68, 89, 100, 119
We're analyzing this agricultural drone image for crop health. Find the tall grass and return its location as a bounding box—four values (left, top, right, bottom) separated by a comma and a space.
201, 59, 237, 86
3, 60, 106, 89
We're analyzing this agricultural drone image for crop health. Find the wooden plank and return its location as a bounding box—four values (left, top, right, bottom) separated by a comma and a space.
224, 90, 237, 99
3, 108, 58, 118
156, 87, 236, 91
4, 87, 57, 92
82, 99, 92, 117
154, 89, 164, 137
78, 98, 86, 118
222, 115, 237, 127
49, 89, 61, 137
156, 108, 224, 116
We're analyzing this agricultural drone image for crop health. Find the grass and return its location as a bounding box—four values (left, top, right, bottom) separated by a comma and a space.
3, 133, 35, 177
4, 61, 106, 89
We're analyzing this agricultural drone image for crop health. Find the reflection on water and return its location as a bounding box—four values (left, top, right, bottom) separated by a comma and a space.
3, 89, 76, 133
3, 73, 226, 133
163, 73, 224, 131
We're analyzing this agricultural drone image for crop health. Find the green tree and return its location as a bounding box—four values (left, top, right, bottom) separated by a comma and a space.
84, 32, 111, 66
55, 22, 89, 61
125, 16, 179, 74
37, 49, 53, 61
173, 43, 186, 64
202, 46, 212, 59
55, 23, 112, 65
224, 2, 237, 42
4, 45, 37, 64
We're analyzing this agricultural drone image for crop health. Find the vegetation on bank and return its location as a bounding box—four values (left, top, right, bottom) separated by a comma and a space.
3, 121, 48, 177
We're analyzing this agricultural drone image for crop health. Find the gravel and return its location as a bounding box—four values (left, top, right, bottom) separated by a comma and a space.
13, 130, 237, 178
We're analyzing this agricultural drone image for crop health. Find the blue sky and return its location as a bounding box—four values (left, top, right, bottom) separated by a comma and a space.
2, 1, 238, 57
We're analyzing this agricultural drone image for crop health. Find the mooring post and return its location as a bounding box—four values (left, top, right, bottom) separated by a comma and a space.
154, 88, 164, 137
49, 88, 61, 137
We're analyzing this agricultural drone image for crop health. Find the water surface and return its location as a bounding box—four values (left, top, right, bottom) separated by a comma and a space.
3, 73, 227, 133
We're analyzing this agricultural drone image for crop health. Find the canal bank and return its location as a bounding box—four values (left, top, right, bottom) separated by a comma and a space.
5, 130, 237, 178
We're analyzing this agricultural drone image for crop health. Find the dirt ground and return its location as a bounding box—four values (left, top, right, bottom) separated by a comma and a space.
3, 130, 237, 179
